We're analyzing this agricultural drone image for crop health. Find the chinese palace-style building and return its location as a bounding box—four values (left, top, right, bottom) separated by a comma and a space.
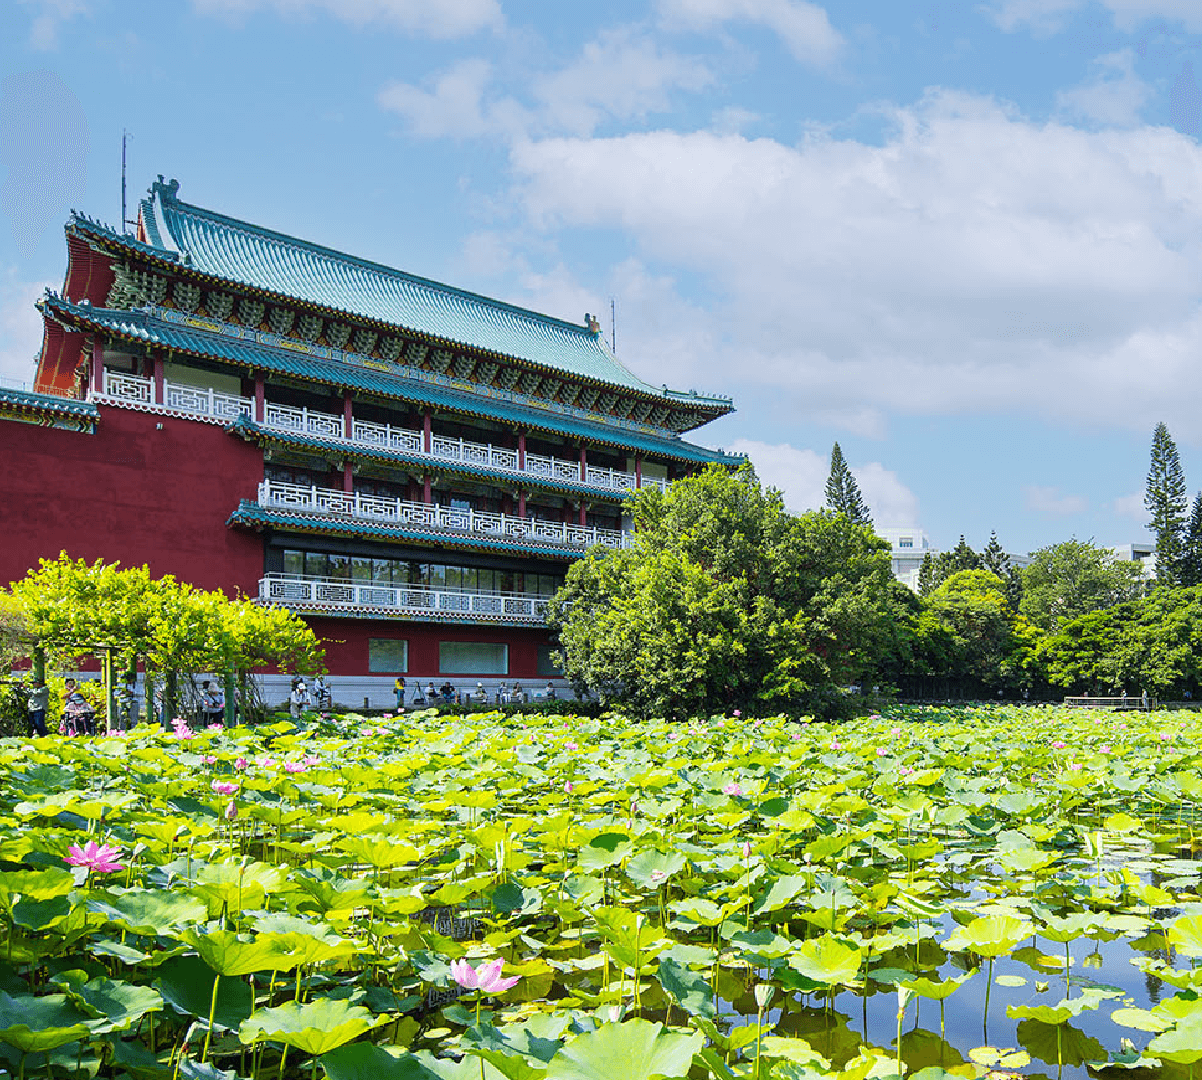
1, 176, 738, 704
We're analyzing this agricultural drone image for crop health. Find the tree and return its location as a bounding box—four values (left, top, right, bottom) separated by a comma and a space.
1018, 539, 1144, 633
1145, 422, 1188, 584
917, 535, 981, 596
1181, 492, 1202, 586
824, 442, 871, 527
924, 569, 1033, 688
547, 463, 906, 718
981, 531, 1009, 577
917, 553, 937, 597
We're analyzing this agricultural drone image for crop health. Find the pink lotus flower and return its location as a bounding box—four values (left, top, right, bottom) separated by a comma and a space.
203, 754, 217, 764
733, 709, 742, 718
211, 780, 238, 795
741, 841, 752, 859
382, 712, 393, 719
564, 741, 579, 751
284, 761, 306, 773
564, 781, 574, 793
1051, 740, 1067, 749
1068, 762, 1082, 771
450, 958, 519, 994
234, 757, 248, 770
207, 724, 224, 732
224, 799, 238, 820
1160, 732, 1171, 741
65, 841, 124, 874
175, 728, 194, 741
790, 732, 801, 741
649, 869, 669, 884
714, 720, 725, 729
830, 741, 843, 751
900, 766, 914, 775
891, 727, 901, 736
259, 756, 276, 767
722, 782, 743, 797
1099, 743, 1112, 754
876, 747, 887, 757
304, 755, 320, 767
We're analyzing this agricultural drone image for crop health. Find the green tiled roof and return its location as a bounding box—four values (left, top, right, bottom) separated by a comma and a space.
0, 385, 99, 420
130, 178, 730, 406
41, 293, 740, 466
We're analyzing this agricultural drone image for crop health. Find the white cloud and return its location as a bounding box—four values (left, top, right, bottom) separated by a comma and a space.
988, 0, 1202, 33
1024, 485, 1089, 514
380, 31, 711, 140
378, 59, 503, 139
1112, 492, 1146, 520
506, 90, 1202, 440
191, 0, 502, 38
726, 439, 920, 526
19, 0, 89, 49
1057, 49, 1152, 126
658, 0, 843, 66
532, 29, 712, 136
0, 273, 50, 388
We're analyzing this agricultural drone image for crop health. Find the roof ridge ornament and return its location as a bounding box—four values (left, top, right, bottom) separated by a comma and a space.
153, 175, 180, 202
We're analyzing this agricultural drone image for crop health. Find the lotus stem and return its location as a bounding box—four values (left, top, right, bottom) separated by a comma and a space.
202, 974, 220, 1061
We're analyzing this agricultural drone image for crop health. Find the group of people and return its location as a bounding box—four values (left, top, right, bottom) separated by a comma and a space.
288, 674, 329, 717
392, 677, 556, 709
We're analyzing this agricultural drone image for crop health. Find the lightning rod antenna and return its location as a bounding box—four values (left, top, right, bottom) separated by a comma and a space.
121, 130, 127, 234
610, 297, 616, 353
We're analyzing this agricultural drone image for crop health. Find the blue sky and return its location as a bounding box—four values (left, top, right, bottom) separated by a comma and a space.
5, 0, 1202, 555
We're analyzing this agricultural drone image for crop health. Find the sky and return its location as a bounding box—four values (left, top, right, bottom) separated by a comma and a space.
4, 0, 1202, 555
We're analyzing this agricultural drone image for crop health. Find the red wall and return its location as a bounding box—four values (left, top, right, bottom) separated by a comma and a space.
0, 404, 264, 595
305, 616, 554, 679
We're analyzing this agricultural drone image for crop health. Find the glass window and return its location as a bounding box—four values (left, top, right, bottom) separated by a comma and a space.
369, 638, 408, 673
537, 645, 563, 676
304, 551, 327, 578
445, 566, 462, 590
372, 558, 394, 584
352, 557, 372, 582
477, 568, 494, 593
429, 564, 446, 590
328, 554, 350, 581
451, 497, 472, 513
460, 567, 477, 592
439, 642, 508, 674
284, 550, 303, 577
498, 570, 515, 593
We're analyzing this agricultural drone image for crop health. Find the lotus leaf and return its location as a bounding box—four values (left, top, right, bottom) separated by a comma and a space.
543, 1019, 702, 1080
788, 934, 865, 986
240, 997, 387, 1055
0, 991, 93, 1052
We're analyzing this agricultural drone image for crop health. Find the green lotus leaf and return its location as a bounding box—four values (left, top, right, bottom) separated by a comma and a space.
1168, 914, 1202, 958
760, 1036, 829, 1066
753, 874, 808, 914
89, 889, 209, 935
184, 928, 300, 976
655, 957, 715, 1018
62, 977, 162, 1034
1146, 1018, 1202, 1064
240, 997, 387, 1055
788, 934, 865, 986
154, 955, 255, 1031
901, 971, 975, 1000
0, 991, 92, 1052
1110, 1007, 1169, 1033
0, 867, 75, 908
624, 850, 686, 888
544, 1019, 702, 1080
322, 1041, 441, 1080
944, 915, 1031, 958
1007, 988, 1118, 1025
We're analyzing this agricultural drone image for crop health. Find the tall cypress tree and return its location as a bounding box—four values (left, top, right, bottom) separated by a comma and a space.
1145, 422, 1188, 584
825, 442, 872, 526
981, 530, 1010, 576
1181, 491, 1202, 586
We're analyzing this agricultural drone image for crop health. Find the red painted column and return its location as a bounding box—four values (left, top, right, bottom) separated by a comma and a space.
423, 411, 432, 454
254, 374, 265, 422
635, 454, 642, 489
90, 342, 104, 396
342, 462, 353, 493
578, 502, 587, 526
423, 475, 432, 504
154, 353, 165, 406
342, 390, 353, 439
518, 491, 526, 519
517, 431, 526, 471
579, 446, 587, 482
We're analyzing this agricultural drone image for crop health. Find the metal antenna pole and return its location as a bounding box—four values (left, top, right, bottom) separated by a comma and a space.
610, 297, 616, 353
121, 129, 127, 234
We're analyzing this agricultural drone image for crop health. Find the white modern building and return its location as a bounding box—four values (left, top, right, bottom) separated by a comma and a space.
877, 527, 1031, 591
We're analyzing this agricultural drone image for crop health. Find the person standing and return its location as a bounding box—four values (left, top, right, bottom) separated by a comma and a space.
27, 678, 48, 737
394, 676, 406, 710
289, 679, 310, 719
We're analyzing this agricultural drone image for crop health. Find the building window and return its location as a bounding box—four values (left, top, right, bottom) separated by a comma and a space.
369, 639, 408, 673
537, 645, 563, 677
439, 641, 508, 674
898, 538, 913, 549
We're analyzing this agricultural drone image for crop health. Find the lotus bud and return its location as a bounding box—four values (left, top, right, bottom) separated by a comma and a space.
754, 984, 774, 1009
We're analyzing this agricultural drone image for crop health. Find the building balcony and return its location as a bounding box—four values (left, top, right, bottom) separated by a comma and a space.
94, 369, 669, 495
256, 479, 630, 552
259, 574, 551, 624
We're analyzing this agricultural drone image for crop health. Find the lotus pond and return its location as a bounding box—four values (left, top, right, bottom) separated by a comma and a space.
2, 704, 1202, 1080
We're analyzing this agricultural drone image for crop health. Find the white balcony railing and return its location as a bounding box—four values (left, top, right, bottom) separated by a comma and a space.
260, 575, 551, 622
97, 370, 251, 422
97, 368, 670, 495
257, 479, 629, 550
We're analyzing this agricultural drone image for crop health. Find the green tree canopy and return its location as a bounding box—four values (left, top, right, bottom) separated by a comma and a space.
824, 442, 871, 527
1146, 422, 1187, 585
6, 554, 323, 681
924, 569, 1035, 687
1018, 539, 1145, 634
547, 464, 906, 718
